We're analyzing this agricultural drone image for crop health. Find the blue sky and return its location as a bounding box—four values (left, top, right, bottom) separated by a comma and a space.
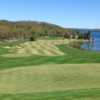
0, 0, 100, 28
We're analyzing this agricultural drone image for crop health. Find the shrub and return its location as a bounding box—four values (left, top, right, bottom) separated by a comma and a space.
30, 36, 35, 41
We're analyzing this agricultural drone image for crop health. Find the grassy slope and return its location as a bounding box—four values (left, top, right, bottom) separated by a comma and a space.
0, 64, 100, 93
0, 43, 100, 69
0, 64, 100, 99
0, 40, 100, 99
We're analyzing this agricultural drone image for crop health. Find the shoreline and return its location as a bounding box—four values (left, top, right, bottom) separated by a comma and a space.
68, 39, 89, 49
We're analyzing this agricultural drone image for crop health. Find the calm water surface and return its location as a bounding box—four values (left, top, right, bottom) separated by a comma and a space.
81, 32, 100, 51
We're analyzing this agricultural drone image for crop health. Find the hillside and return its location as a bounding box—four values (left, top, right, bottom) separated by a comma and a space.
0, 20, 79, 40
2, 40, 68, 57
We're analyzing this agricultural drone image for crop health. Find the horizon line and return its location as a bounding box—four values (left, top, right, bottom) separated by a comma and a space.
0, 19, 99, 30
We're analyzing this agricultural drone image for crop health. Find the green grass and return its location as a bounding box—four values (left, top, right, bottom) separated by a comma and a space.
40, 36, 64, 40
0, 44, 100, 70
0, 88, 100, 100
0, 64, 100, 99
0, 40, 100, 99
0, 64, 100, 93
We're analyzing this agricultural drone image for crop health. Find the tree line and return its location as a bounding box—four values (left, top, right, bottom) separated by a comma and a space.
0, 20, 91, 41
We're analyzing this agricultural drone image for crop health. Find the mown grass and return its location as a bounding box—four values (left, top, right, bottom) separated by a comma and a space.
0, 40, 100, 99
0, 88, 100, 100
0, 64, 100, 99
0, 64, 100, 93
0, 44, 100, 69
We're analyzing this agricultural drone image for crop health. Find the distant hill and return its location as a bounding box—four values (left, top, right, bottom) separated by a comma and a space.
0, 20, 79, 41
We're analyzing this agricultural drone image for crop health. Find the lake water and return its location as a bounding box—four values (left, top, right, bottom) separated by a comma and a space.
81, 32, 100, 51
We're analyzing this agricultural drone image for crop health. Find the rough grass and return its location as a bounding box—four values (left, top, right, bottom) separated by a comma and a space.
2, 40, 70, 57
